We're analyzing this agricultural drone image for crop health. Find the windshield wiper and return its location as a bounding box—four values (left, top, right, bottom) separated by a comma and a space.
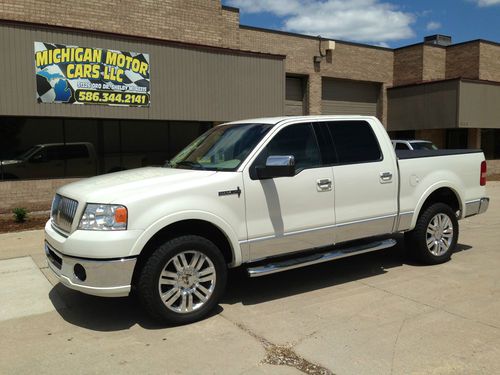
171, 160, 205, 170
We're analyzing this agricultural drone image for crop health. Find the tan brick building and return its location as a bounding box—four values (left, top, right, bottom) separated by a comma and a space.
0, 0, 499, 211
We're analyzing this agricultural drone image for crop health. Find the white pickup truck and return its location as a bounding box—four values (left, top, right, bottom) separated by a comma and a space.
45, 116, 489, 324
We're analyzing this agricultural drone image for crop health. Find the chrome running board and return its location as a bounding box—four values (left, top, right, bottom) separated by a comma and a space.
246, 238, 397, 277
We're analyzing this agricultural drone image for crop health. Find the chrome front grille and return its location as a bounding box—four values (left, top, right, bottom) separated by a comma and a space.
51, 194, 79, 233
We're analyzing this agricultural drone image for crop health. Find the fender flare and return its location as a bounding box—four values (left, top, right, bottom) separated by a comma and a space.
129, 210, 243, 267
410, 181, 464, 230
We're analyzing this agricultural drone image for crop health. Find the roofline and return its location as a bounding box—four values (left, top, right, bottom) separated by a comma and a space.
0, 19, 285, 60
239, 24, 393, 52
394, 38, 500, 51
221, 5, 239, 13
389, 77, 500, 90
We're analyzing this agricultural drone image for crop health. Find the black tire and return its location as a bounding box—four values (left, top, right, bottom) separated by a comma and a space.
405, 203, 459, 264
137, 235, 227, 325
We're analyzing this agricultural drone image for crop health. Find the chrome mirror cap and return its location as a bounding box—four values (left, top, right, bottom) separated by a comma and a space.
265, 155, 295, 167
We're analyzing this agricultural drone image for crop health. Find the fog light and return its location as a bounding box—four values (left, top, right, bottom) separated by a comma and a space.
74, 263, 87, 282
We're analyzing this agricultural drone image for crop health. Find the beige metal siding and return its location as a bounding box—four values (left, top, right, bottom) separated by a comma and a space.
458, 80, 500, 128
285, 76, 305, 115
387, 80, 459, 131
0, 23, 285, 121
322, 78, 379, 116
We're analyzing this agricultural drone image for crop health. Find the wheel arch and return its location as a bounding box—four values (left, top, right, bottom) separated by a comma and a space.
410, 184, 463, 229
130, 212, 242, 285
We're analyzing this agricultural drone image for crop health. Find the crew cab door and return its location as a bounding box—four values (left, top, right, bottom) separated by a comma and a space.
326, 119, 398, 243
243, 122, 335, 261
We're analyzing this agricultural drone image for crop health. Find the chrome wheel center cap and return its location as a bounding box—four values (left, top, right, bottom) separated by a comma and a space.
178, 270, 198, 288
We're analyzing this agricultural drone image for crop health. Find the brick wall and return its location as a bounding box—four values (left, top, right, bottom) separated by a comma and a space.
422, 45, 446, 81
480, 42, 500, 82
446, 42, 480, 79
0, 178, 79, 213
393, 45, 423, 86
0, 0, 240, 49
240, 28, 393, 124
487, 160, 500, 176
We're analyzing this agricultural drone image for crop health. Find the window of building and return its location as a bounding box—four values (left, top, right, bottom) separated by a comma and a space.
481, 129, 500, 159
0, 117, 211, 181
387, 130, 415, 140
395, 143, 410, 150
446, 129, 468, 149
327, 121, 382, 164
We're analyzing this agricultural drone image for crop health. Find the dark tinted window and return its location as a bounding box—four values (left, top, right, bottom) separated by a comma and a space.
45, 146, 66, 161
395, 143, 409, 150
446, 129, 468, 149
327, 121, 382, 164
254, 123, 321, 171
65, 144, 90, 159
0, 117, 210, 180
313, 122, 337, 164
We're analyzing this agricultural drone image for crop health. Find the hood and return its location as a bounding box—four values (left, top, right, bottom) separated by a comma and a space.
57, 167, 217, 204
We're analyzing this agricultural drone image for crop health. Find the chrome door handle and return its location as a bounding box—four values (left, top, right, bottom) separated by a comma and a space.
317, 178, 332, 191
380, 172, 393, 183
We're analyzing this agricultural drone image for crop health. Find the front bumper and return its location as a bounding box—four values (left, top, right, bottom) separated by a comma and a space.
45, 242, 137, 297
465, 197, 490, 218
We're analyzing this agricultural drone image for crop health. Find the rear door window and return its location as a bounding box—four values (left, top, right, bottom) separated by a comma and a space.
327, 121, 382, 164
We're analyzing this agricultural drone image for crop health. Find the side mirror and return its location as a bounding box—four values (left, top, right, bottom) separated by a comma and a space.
256, 155, 295, 179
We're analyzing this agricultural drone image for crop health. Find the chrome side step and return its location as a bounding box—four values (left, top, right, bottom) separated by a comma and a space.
246, 238, 397, 277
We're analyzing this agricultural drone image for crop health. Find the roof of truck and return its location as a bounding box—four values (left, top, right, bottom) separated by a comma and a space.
224, 115, 378, 125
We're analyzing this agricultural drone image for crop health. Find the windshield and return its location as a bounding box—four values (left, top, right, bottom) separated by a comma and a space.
16, 146, 42, 160
167, 123, 273, 171
411, 142, 438, 150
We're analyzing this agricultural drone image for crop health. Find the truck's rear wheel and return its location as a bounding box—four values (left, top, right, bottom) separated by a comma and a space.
405, 203, 458, 264
137, 235, 227, 325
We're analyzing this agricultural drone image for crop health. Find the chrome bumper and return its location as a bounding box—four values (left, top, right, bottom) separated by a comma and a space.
465, 197, 490, 218
45, 242, 137, 297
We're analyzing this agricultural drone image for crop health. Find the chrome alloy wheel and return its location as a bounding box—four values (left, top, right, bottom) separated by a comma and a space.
158, 250, 216, 313
426, 213, 454, 256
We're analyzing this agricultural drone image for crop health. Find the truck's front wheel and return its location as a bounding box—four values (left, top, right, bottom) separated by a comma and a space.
405, 203, 459, 264
137, 235, 227, 325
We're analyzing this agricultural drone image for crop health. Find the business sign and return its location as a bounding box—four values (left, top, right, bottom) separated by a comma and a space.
34, 42, 150, 107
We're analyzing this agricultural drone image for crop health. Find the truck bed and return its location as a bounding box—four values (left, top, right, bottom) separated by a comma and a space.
396, 149, 483, 160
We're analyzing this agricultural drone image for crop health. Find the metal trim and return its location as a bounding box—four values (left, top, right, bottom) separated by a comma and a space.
247, 238, 397, 277
465, 197, 489, 217
397, 211, 414, 231
240, 214, 397, 246
45, 242, 136, 297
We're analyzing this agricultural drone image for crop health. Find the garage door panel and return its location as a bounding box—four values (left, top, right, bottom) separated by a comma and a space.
322, 79, 380, 116
286, 77, 305, 115
322, 100, 377, 116
285, 100, 304, 116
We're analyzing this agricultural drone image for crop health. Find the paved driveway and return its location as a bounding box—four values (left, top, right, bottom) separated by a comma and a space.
1, 182, 499, 374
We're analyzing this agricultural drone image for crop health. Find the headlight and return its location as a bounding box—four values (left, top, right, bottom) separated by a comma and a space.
78, 204, 127, 231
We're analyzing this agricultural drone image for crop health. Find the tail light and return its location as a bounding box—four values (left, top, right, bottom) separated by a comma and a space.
480, 161, 487, 186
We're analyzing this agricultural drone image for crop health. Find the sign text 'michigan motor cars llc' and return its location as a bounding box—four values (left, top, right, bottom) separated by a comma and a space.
34, 42, 150, 107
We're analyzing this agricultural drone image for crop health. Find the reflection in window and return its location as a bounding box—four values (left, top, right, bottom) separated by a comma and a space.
0, 117, 211, 180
